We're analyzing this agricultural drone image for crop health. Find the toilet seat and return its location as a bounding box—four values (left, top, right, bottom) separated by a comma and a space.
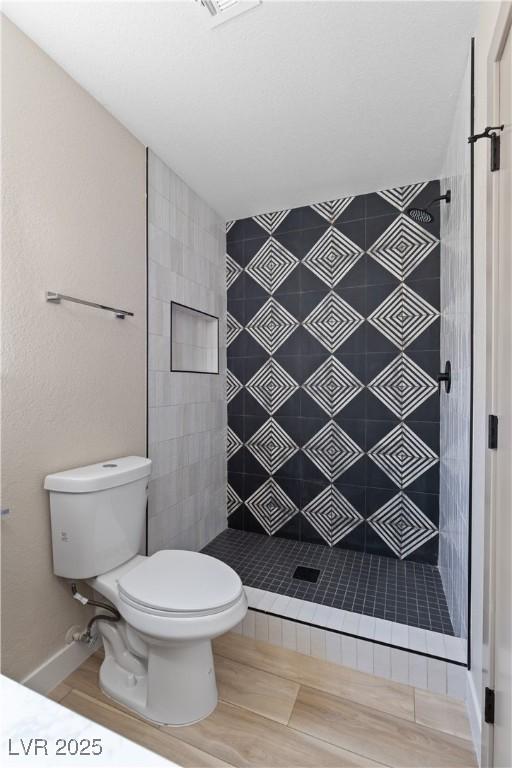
117, 550, 243, 618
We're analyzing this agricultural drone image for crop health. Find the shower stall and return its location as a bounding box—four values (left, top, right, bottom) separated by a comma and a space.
147, 52, 474, 690
203, 52, 473, 676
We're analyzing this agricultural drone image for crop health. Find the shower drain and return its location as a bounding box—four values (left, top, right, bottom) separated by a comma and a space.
293, 566, 321, 583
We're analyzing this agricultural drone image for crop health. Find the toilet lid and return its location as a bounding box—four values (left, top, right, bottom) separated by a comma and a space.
117, 550, 243, 615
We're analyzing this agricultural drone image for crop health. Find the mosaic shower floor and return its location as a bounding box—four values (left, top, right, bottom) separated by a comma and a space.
203, 528, 454, 635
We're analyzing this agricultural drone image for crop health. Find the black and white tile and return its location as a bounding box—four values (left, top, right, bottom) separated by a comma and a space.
245, 297, 299, 354
302, 227, 364, 288
367, 283, 439, 350
311, 196, 355, 223
227, 368, 243, 403
245, 477, 299, 535
303, 356, 363, 417
227, 180, 440, 564
377, 182, 428, 212
227, 425, 243, 460
303, 420, 363, 482
367, 354, 437, 419
246, 357, 298, 414
367, 492, 438, 560
302, 484, 364, 546
253, 209, 291, 234
246, 417, 299, 475
226, 253, 243, 289
202, 528, 454, 634
226, 311, 243, 347
246, 237, 299, 294
368, 422, 439, 489
227, 484, 242, 517
303, 291, 364, 353
367, 215, 438, 281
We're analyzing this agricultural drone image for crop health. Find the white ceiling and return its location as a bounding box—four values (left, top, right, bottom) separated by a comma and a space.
4, 1, 478, 220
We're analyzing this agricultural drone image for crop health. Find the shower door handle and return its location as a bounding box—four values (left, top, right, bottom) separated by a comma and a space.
437, 361, 451, 394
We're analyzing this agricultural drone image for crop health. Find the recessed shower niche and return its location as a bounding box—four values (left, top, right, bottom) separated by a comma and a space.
171, 302, 219, 374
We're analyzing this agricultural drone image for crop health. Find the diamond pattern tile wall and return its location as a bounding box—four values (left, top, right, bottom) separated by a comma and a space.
227, 179, 440, 563
253, 209, 290, 234
246, 237, 298, 293
368, 422, 438, 488
246, 418, 299, 474
246, 358, 298, 413
226, 368, 243, 403
368, 354, 437, 419
367, 215, 438, 280
227, 312, 243, 347
368, 492, 438, 559
245, 477, 298, 535
302, 485, 364, 546
246, 297, 298, 354
303, 227, 364, 287
227, 484, 242, 516
303, 420, 363, 482
368, 283, 439, 350
377, 182, 428, 212
227, 426, 243, 460
226, 253, 243, 289
311, 196, 354, 223
303, 356, 363, 417
303, 291, 364, 352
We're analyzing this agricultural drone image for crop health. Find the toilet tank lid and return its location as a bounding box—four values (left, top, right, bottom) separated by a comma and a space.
44, 456, 151, 493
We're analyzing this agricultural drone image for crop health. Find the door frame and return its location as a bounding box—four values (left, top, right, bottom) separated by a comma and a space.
481, 4, 512, 766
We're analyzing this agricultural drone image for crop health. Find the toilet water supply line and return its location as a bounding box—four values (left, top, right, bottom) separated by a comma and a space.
71, 583, 120, 644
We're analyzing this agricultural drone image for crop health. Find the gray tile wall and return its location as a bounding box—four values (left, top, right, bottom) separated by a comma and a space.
439, 55, 472, 639
147, 150, 227, 553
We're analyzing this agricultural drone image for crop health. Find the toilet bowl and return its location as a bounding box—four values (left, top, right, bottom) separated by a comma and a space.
45, 456, 248, 726
89, 550, 247, 725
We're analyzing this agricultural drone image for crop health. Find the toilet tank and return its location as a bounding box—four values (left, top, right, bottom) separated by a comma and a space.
45, 456, 152, 579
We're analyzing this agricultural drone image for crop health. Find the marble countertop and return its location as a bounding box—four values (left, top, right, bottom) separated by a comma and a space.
0, 675, 172, 766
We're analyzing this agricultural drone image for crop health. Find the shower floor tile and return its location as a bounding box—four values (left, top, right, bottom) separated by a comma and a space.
202, 528, 454, 636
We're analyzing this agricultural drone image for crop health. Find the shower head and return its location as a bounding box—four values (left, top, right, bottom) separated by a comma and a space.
407, 207, 434, 224
406, 189, 451, 224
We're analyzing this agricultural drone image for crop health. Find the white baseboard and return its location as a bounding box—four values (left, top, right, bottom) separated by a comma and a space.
21, 637, 100, 696
466, 670, 482, 766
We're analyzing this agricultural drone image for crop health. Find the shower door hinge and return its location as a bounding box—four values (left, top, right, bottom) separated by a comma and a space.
468, 125, 504, 171
488, 414, 499, 449
484, 687, 495, 724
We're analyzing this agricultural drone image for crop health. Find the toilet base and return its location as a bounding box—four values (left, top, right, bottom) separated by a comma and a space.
98, 629, 219, 726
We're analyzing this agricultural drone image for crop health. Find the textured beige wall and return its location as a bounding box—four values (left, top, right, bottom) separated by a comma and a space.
1, 17, 146, 680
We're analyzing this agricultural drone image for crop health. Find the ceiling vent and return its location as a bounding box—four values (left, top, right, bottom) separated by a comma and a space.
196, 0, 261, 27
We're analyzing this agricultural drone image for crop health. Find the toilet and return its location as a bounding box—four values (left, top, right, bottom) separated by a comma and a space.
44, 456, 247, 726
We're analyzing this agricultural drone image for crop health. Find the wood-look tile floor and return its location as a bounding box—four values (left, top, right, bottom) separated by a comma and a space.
50, 633, 476, 768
